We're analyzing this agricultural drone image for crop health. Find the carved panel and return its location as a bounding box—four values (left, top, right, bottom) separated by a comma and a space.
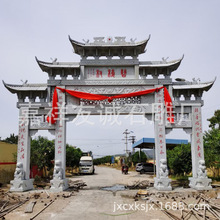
80, 59, 139, 66
48, 79, 173, 86
66, 86, 154, 94
85, 66, 135, 79
30, 122, 55, 130
79, 96, 141, 106
166, 113, 192, 128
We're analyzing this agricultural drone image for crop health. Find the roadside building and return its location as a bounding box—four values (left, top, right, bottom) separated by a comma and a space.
114, 154, 126, 166
133, 137, 188, 164
0, 142, 17, 184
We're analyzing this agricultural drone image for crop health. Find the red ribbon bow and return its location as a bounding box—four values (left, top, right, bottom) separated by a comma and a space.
47, 86, 174, 124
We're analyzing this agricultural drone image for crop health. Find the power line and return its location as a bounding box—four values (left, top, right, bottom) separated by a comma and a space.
122, 129, 135, 157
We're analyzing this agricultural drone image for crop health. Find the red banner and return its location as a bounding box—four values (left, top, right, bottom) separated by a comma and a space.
47, 86, 174, 124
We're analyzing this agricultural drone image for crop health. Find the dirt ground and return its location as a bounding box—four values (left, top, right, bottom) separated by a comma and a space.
1, 166, 220, 220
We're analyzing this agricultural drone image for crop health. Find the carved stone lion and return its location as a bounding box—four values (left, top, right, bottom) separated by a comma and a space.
159, 159, 168, 178
14, 162, 25, 180
53, 160, 63, 180
197, 160, 207, 178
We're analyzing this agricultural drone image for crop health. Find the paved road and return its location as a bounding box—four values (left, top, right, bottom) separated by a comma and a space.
6, 166, 215, 220
76, 165, 154, 189
43, 166, 167, 220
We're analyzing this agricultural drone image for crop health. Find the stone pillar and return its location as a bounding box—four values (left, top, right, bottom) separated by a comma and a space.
189, 105, 212, 190
80, 66, 85, 80
153, 88, 172, 191
134, 65, 139, 79
10, 107, 34, 192
50, 87, 68, 192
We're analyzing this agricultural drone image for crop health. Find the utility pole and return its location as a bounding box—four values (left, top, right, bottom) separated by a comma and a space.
123, 129, 129, 157
128, 135, 136, 153
123, 129, 135, 157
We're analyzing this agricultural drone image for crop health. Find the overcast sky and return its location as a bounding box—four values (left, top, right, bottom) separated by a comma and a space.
0, 0, 219, 157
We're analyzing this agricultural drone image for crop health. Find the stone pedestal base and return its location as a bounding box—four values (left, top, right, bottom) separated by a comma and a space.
10, 179, 34, 192
154, 177, 172, 191
50, 178, 68, 192
189, 177, 212, 190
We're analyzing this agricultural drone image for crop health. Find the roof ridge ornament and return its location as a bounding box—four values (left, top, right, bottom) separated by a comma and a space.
192, 78, 201, 84
93, 37, 105, 44
115, 36, 126, 43
91, 36, 139, 45
50, 57, 58, 63
82, 39, 89, 43
162, 57, 169, 63
20, 80, 28, 85
106, 36, 113, 43
130, 38, 137, 43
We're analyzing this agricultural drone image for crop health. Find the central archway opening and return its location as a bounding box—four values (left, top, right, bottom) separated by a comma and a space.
65, 114, 154, 188
67, 115, 153, 157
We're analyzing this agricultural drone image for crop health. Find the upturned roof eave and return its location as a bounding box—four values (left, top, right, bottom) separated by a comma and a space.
3, 80, 16, 94
3, 81, 47, 94
35, 57, 80, 72
173, 77, 216, 91
35, 56, 49, 72
68, 35, 150, 55
139, 56, 183, 70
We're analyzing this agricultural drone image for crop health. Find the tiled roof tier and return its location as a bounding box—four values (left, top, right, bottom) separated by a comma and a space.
69, 36, 150, 57
3, 81, 47, 93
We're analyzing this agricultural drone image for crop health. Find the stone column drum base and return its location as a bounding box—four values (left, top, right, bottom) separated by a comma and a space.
50, 178, 69, 192
10, 179, 34, 192
154, 177, 172, 191
189, 177, 212, 190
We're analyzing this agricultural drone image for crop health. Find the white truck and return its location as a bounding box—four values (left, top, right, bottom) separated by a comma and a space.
79, 156, 95, 174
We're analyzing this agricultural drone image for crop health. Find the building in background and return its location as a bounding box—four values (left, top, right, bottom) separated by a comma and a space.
0, 142, 17, 184
133, 137, 188, 164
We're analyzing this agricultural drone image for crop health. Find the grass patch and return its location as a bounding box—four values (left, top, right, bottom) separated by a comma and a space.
170, 175, 191, 181
209, 176, 220, 182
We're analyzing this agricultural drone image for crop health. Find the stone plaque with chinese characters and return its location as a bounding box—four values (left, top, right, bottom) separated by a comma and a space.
85, 67, 135, 79
191, 106, 205, 173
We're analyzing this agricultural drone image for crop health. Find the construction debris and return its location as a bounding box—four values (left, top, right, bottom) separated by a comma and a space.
0, 199, 28, 219
127, 180, 152, 189
68, 180, 87, 190
24, 201, 36, 213
62, 192, 73, 198
137, 189, 148, 196
29, 200, 54, 220
0, 185, 78, 219
145, 192, 220, 220
153, 201, 181, 220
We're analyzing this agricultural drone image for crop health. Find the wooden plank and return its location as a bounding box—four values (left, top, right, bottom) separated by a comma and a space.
30, 200, 54, 220
25, 201, 36, 213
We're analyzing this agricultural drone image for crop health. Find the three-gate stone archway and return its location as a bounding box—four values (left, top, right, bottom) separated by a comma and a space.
3, 36, 215, 192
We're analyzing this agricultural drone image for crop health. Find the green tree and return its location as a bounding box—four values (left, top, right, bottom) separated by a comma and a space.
167, 144, 192, 175
204, 110, 220, 177
66, 144, 82, 172
207, 110, 220, 129
131, 151, 147, 165
93, 155, 112, 165
31, 136, 55, 177
3, 133, 18, 144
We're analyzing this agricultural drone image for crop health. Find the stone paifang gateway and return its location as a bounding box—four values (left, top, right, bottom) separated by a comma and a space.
3, 36, 215, 192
